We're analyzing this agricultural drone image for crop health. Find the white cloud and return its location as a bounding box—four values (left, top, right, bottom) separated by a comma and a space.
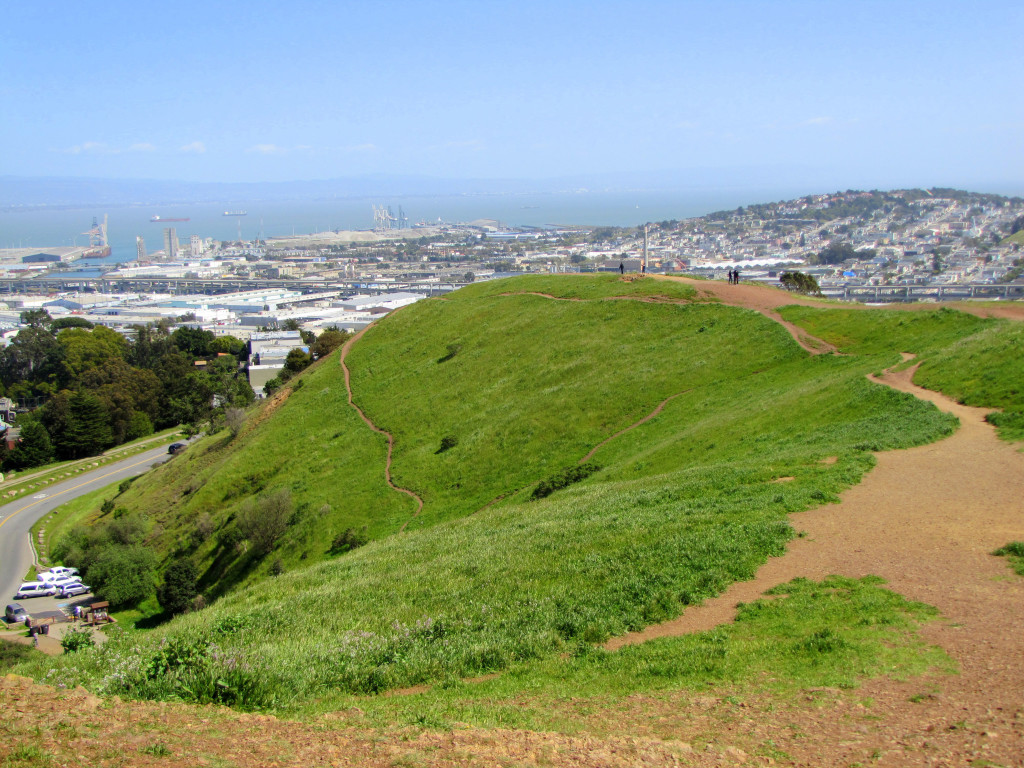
247, 143, 315, 155
62, 141, 112, 155
248, 143, 285, 155
428, 139, 485, 152
60, 141, 158, 155
180, 141, 206, 154
802, 116, 833, 126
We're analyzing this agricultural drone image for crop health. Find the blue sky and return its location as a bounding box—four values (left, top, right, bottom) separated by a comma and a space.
3, 0, 1022, 193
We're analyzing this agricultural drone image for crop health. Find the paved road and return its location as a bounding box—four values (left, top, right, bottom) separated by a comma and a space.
0, 444, 173, 615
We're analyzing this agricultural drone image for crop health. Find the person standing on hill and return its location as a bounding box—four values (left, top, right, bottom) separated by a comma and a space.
734, 268, 741, 284
619, 262, 624, 274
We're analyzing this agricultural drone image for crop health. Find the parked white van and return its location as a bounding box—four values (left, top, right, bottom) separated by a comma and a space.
14, 581, 57, 599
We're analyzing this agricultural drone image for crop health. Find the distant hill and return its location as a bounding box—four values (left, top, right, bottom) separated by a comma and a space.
26, 274, 1024, 709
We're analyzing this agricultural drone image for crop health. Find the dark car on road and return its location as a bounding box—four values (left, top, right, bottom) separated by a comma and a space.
5, 603, 29, 625
168, 442, 187, 455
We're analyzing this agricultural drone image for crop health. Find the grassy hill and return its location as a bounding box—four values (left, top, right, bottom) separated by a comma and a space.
24, 274, 1024, 714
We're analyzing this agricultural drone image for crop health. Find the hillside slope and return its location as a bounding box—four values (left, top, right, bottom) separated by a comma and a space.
32, 274, 1005, 703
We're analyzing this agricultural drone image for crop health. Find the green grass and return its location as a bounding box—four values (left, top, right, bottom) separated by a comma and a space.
780, 304, 1024, 441
25, 274, 1001, 713
313, 576, 950, 734
0, 641, 38, 673
455, 272, 700, 302
992, 542, 1024, 576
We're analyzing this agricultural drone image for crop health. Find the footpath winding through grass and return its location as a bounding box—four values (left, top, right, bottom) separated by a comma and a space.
16, 275, 971, 714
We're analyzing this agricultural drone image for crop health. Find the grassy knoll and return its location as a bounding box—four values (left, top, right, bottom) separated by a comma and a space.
348, 291, 804, 526
779, 304, 1024, 440
21, 276, 961, 708
320, 576, 951, 734
454, 272, 701, 302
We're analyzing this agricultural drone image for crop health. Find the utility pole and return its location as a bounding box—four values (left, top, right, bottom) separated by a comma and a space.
643, 224, 649, 273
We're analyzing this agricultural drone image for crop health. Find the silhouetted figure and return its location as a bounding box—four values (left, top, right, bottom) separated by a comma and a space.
727, 269, 735, 284
641, 262, 646, 275
619, 262, 624, 274
734, 269, 741, 284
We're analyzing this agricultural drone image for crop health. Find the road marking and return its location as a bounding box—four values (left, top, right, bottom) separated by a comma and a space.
32, 493, 49, 499
0, 452, 164, 533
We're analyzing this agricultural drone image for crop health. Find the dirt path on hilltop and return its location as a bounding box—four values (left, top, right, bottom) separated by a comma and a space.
338, 328, 424, 530
605, 352, 1024, 766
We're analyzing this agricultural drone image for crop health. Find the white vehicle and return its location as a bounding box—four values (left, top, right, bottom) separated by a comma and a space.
38, 567, 79, 582
14, 581, 57, 599
49, 577, 84, 594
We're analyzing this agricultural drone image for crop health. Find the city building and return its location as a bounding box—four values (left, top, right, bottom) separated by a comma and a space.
163, 228, 179, 260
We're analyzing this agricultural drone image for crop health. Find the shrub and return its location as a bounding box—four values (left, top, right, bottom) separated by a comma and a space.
61, 628, 95, 654
330, 526, 369, 554
225, 407, 247, 438
532, 462, 601, 500
236, 488, 293, 555
436, 434, 459, 454
101, 499, 115, 516
437, 343, 462, 363
157, 557, 199, 615
87, 544, 157, 608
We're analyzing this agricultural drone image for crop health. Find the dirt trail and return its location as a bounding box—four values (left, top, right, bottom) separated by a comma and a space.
605, 349, 1024, 765
338, 328, 424, 530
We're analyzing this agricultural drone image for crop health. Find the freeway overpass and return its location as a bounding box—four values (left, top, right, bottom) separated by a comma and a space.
0, 275, 471, 296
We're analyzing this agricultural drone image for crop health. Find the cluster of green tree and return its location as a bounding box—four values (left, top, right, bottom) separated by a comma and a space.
808, 242, 874, 265
0, 311, 254, 470
778, 271, 822, 295
50, 510, 157, 609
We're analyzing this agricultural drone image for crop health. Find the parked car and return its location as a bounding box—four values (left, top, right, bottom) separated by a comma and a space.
38, 566, 80, 582
4, 603, 29, 624
50, 577, 84, 595
168, 442, 187, 455
57, 582, 91, 598
14, 581, 57, 599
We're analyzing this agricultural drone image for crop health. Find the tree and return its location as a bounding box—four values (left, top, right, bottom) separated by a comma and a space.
284, 347, 312, 373
157, 557, 199, 615
281, 318, 302, 331
237, 488, 293, 555
60, 391, 114, 460
7, 420, 54, 469
86, 544, 157, 608
779, 271, 822, 296
809, 242, 863, 265
209, 335, 244, 356
0, 327, 62, 389
170, 326, 214, 358
51, 317, 94, 331
225, 407, 246, 437
19, 308, 52, 328
311, 329, 350, 359
57, 326, 128, 383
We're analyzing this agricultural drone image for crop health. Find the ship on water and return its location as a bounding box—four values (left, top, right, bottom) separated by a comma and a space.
150, 215, 190, 222
223, 211, 247, 216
